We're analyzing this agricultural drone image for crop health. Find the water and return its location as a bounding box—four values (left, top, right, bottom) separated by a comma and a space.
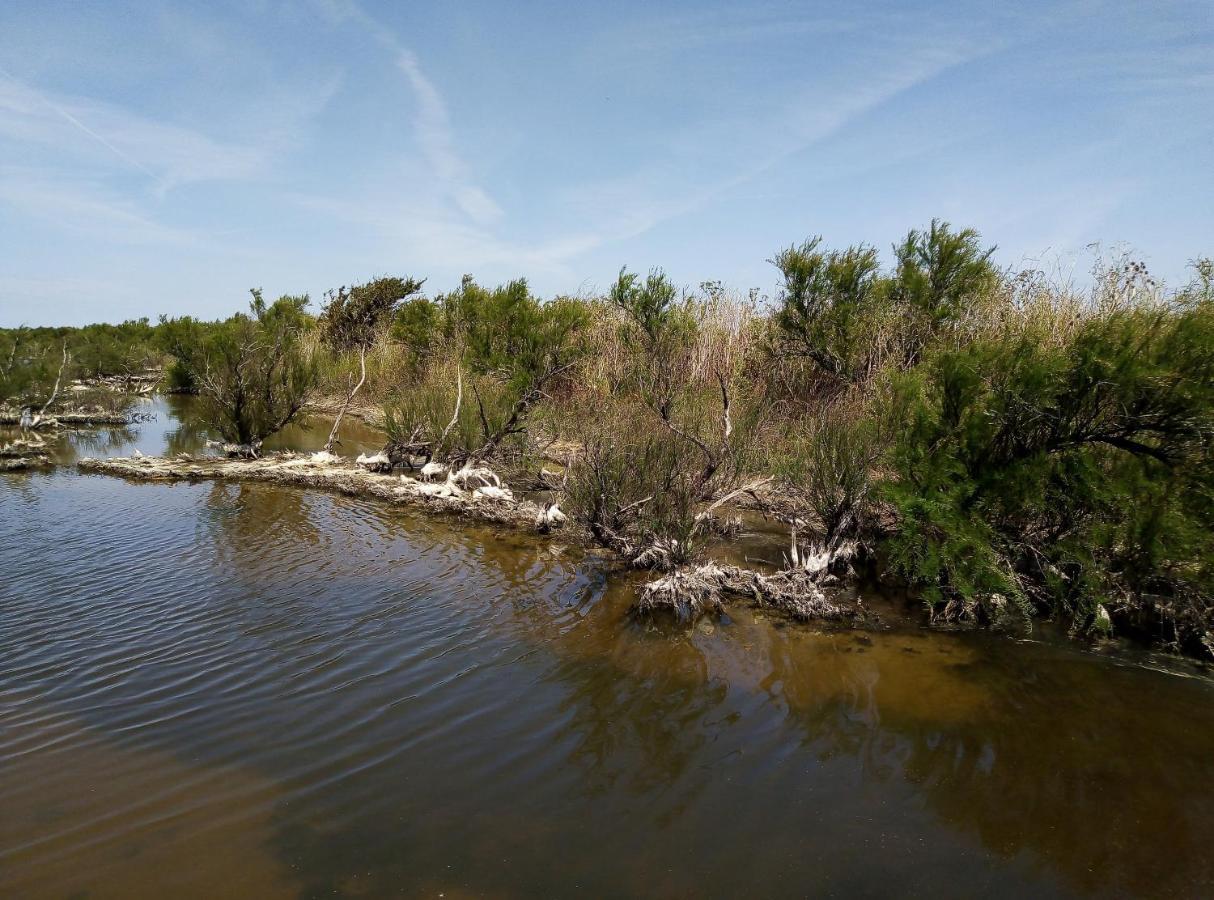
3, 399, 1213, 898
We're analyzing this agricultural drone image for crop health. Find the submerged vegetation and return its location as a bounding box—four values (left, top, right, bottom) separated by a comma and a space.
4, 226, 1212, 658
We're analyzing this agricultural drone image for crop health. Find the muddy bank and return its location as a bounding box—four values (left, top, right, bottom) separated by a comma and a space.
78, 453, 553, 531
0, 409, 146, 428
1, 438, 52, 471
76, 452, 866, 627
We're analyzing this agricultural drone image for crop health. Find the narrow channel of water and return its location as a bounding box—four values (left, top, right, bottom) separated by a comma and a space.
2, 398, 1212, 898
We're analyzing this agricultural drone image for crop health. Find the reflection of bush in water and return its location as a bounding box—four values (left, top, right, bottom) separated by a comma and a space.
768, 634, 1214, 896
65, 425, 139, 457
204, 481, 321, 566
552, 644, 726, 802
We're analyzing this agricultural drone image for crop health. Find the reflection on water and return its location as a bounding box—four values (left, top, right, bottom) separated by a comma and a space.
2, 400, 1213, 898
0, 394, 386, 466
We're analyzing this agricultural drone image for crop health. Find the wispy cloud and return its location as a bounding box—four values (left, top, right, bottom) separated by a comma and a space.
0, 62, 342, 199
290, 188, 595, 278
557, 39, 985, 252
297, 2, 986, 276
0, 72, 263, 196
597, 5, 870, 54
0, 166, 200, 246
0, 65, 161, 181
311, 0, 503, 226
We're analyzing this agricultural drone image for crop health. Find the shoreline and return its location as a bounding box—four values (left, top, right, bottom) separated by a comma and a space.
75, 451, 869, 629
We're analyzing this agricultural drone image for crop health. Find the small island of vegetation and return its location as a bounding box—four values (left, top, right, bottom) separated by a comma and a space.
4, 222, 1212, 659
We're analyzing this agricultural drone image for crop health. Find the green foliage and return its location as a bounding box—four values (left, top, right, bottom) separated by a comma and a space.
68, 319, 159, 378
882, 297, 1214, 640
456, 278, 586, 393
1, 319, 165, 406
609, 268, 682, 343
565, 413, 707, 567
1, 328, 59, 405
164, 359, 197, 393
893, 219, 998, 329
608, 268, 699, 411
156, 315, 209, 392
383, 358, 513, 460
391, 295, 441, 365
770, 238, 887, 381
775, 405, 882, 545
383, 276, 588, 460
319, 276, 424, 351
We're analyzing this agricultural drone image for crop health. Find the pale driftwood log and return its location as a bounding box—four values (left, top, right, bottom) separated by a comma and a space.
70, 372, 161, 394
535, 501, 567, 534
438, 365, 462, 449
77, 453, 559, 532
354, 450, 392, 472
419, 460, 448, 481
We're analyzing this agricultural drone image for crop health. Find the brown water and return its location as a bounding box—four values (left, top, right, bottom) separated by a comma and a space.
2, 397, 1213, 899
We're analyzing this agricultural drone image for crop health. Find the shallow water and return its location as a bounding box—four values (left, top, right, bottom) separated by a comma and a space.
2, 399, 1213, 898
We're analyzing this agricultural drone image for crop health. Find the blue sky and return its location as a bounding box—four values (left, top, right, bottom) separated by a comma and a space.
1, 0, 1211, 326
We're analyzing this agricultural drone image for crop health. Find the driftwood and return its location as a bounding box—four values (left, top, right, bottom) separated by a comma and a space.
33, 343, 70, 427
77, 452, 558, 532
69, 372, 160, 395
632, 520, 867, 625
322, 344, 368, 453
636, 564, 866, 624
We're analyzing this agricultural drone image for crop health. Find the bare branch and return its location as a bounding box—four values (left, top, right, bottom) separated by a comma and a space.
437, 365, 463, 449
323, 343, 368, 453
35, 343, 69, 423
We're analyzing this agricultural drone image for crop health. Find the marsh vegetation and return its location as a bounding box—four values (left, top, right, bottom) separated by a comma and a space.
5, 225, 1212, 657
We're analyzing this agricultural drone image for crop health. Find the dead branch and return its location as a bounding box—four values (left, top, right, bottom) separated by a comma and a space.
636, 564, 865, 624
323, 342, 368, 453
33, 343, 70, 426
438, 364, 463, 449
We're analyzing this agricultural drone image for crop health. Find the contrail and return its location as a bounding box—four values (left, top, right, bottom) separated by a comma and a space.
0, 64, 161, 183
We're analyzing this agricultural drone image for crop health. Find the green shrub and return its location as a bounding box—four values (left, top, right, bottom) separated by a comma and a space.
882, 295, 1214, 640
893, 219, 999, 332
565, 410, 707, 568
769, 238, 889, 383
383, 276, 587, 462
176, 291, 317, 447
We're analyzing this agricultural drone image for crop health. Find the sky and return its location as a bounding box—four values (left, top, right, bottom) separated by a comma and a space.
0, 0, 1211, 326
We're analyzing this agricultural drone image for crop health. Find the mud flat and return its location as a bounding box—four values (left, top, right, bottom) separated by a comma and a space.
77, 453, 550, 531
